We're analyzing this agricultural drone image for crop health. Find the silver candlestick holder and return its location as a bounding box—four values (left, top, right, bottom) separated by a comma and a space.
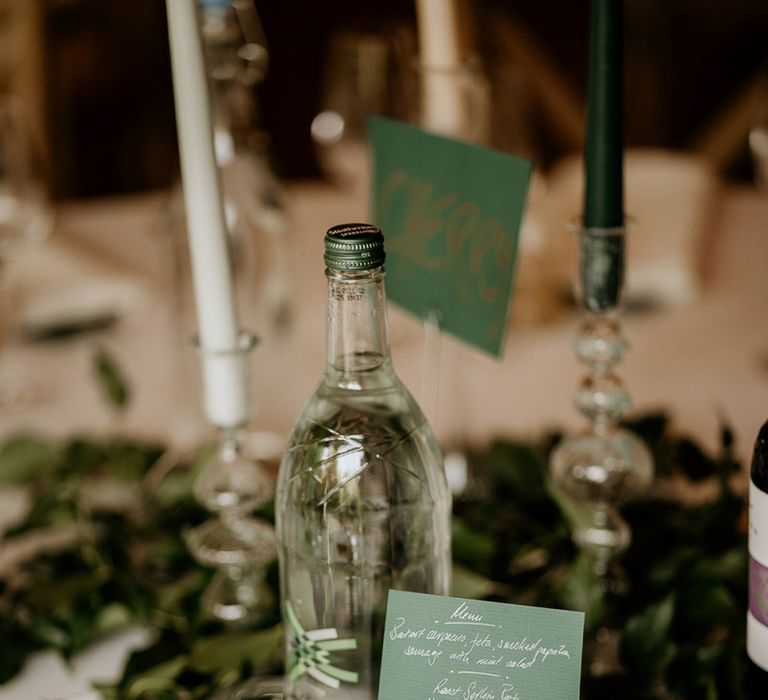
550, 224, 653, 577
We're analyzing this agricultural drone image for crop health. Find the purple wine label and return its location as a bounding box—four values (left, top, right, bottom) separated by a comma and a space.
750, 482, 768, 564
749, 480, 768, 667
750, 556, 768, 627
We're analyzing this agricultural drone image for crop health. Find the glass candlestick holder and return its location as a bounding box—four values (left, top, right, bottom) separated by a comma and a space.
549, 224, 653, 577
186, 333, 277, 627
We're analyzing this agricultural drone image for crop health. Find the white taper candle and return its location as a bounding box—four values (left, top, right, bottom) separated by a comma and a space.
415, 0, 465, 136
165, 0, 249, 428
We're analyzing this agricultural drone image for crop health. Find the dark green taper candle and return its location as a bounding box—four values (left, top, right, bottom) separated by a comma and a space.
581, 0, 624, 312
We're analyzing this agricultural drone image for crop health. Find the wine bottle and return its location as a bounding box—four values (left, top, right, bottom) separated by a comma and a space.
748, 421, 768, 696
276, 223, 451, 698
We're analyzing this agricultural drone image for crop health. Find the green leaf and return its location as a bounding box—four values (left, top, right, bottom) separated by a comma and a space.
189, 624, 282, 675
451, 520, 495, 575
0, 620, 30, 683
191, 442, 218, 478
546, 479, 593, 532
0, 435, 61, 484
152, 444, 217, 509
94, 603, 135, 635
665, 642, 732, 698
690, 549, 748, 588
93, 347, 131, 412
62, 437, 108, 475
125, 655, 187, 699
622, 595, 675, 675
152, 468, 196, 509
28, 619, 71, 652
673, 438, 716, 482
508, 544, 551, 576
155, 570, 206, 615
559, 554, 604, 632
622, 413, 668, 446
483, 441, 548, 502
106, 441, 165, 481
25, 567, 110, 615
673, 577, 738, 640
91, 682, 120, 700
451, 563, 499, 600
718, 639, 748, 700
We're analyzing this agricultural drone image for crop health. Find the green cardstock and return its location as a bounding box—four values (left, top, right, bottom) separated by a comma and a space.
370, 116, 532, 357
378, 591, 584, 700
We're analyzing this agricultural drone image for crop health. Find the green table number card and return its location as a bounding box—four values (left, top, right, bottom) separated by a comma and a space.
370, 116, 533, 357
378, 591, 584, 700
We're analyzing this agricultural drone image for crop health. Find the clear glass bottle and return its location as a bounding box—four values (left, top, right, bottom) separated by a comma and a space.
276, 224, 451, 699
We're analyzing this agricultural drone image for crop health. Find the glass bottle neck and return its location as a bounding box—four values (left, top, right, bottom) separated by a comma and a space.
325, 267, 392, 383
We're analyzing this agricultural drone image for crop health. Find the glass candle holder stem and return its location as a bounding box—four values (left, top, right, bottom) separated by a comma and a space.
186, 331, 277, 627
550, 225, 653, 576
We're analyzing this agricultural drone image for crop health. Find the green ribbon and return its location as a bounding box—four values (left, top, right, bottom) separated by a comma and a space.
284, 601, 360, 686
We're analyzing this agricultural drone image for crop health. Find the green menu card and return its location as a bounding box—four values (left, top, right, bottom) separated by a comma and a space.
378, 591, 584, 700
370, 116, 532, 357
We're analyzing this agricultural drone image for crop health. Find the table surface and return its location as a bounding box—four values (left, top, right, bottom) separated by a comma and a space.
0, 173, 766, 698
1, 177, 766, 457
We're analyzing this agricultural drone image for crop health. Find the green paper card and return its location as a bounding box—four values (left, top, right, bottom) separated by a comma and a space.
378, 591, 584, 700
370, 117, 532, 357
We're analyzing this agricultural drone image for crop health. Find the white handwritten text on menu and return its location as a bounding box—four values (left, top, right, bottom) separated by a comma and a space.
378, 592, 584, 700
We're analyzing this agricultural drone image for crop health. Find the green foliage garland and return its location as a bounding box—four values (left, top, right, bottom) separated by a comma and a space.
0, 413, 749, 699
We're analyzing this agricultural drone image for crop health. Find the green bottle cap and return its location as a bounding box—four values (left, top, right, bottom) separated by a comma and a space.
324, 223, 385, 271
